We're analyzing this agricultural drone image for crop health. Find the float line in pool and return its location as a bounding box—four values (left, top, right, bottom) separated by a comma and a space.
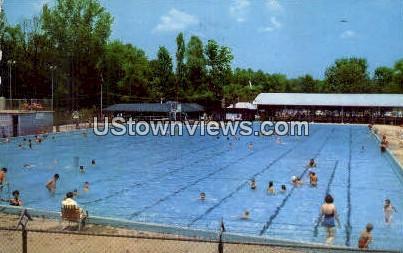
259, 128, 335, 236
188, 127, 324, 226
128, 135, 298, 219
313, 160, 339, 237
345, 127, 352, 246
82, 146, 229, 205
188, 147, 297, 226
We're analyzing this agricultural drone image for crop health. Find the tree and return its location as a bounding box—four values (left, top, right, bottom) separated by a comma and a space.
374, 66, 393, 92
41, 0, 113, 109
205, 40, 233, 98
186, 36, 206, 91
393, 59, 403, 91
175, 32, 186, 95
151, 46, 174, 98
324, 58, 369, 93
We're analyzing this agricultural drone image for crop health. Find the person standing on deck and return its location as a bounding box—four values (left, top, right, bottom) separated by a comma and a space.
0, 168, 7, 191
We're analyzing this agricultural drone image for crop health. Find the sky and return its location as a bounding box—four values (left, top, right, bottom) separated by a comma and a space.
3, 0, 403, 78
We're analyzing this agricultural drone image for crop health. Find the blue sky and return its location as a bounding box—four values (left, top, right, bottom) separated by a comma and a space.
3, 0, 403, 78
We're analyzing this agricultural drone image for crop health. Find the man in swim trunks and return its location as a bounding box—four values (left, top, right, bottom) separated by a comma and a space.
309, 172, 318, 187
46, 174, 59, 192
358, 223, 373, 249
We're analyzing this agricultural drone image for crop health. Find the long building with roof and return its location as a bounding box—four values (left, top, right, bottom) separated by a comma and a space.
104, 102, 204, 121
253, 93, 403, 124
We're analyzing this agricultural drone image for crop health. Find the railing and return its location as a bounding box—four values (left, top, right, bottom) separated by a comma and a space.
0, 99, 52, 111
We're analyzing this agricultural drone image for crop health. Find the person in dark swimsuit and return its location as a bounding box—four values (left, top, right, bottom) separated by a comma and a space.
320, 194, 340, 245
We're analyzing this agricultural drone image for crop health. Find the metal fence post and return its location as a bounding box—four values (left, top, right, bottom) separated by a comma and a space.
22, 227, 27, 253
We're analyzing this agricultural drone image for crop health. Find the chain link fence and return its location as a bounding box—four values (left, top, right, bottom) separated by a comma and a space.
0, 226, 400, 253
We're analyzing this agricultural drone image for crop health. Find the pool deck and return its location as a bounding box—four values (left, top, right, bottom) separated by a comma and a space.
373, 124, 403, 167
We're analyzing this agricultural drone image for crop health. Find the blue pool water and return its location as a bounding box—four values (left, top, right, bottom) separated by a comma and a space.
0, 124, 402, 250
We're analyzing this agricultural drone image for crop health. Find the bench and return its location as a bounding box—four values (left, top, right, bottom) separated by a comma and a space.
61, 205, 86, 231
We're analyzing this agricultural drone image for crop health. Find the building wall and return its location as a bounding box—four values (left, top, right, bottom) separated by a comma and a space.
18, 112, 53, 136
0, 112, 53, 137
0, 114, 12, 137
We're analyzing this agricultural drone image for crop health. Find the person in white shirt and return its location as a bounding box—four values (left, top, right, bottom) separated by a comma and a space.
62, 192, 88, 219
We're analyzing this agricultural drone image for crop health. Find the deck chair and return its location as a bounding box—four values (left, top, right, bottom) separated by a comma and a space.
60, 205, 87, 231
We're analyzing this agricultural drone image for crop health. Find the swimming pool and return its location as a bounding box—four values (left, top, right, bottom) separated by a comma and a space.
1, 124, 402, 250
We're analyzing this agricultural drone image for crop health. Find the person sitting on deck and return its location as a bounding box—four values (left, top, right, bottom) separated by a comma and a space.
307, 158, 317, 168
358, 223, 373, 249
46, 174, 59, 192
267, 181, 275, 194
309, 172, 318, 187
380, 136, 388, 152
61, 192, 88, 219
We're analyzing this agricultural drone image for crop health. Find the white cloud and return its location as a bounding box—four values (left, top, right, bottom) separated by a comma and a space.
340, 30, 356, 39
230, 0, 251, 23
259, 16, 282, 32
153, 9, 199, 33
266, 0, 283, 12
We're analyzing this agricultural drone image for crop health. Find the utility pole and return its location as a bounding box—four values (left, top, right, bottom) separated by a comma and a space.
7, 60, 16, 100
0, 0, 3, 96
49, 65, 56, 111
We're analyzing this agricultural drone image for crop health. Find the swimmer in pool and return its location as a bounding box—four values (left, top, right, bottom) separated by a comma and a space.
79, 165, 85, 173
248, 142, 254, 151
384, 199, 397, 225
291, 176, 303, 186
241, 210, 250, 220
46, 174, 59, 192
28, 139, 32, 149
267, 181, 275, 194
280, 184, 287, 193
23, 164, 33, 169
250, 179, 257, 190
307, 158, 317, 168
73, 189, 79, 197
91, 160, 96, 166
1, 190, 23, 206
200, 192, 206, 201
83, 182, 90, 192
309, 172, 318, 187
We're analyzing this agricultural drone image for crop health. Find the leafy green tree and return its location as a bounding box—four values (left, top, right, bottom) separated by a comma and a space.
186, 36, 206, 91
374, 66, 393, 92
324, 58, 369, 93
392, 59, 403, 92
205, 40, 233, 98
41, 0, 113, 109
175, 32, 186, 93
151, 46, 174, 98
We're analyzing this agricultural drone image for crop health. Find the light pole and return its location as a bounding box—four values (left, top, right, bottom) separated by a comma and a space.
49, 65, 56, 111
7, 60, 16, 100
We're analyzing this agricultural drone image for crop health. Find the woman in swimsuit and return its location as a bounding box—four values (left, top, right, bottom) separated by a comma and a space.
320, 194, 340, 245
